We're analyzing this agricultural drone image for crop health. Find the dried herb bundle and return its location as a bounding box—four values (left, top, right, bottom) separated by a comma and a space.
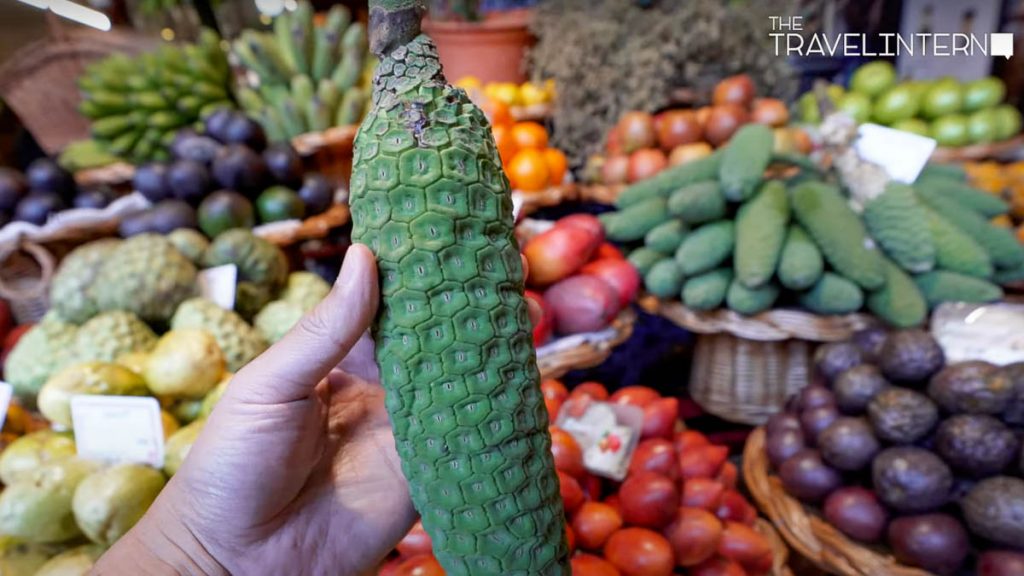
529, 0, 798, 166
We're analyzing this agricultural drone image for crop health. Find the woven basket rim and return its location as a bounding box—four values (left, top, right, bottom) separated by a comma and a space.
291, 125, 359, 157
514, 183, 578, 217
743, 427, 932, 576
254, 203, 351, 246
536, 306, 636, 379
640, 296, 875, 342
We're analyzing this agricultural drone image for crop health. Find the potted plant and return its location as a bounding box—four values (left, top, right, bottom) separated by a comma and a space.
421, 0, 536, 84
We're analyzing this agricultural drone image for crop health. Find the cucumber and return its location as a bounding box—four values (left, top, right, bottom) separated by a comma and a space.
726, 279, 779, 315
614, 151, 721, 209
644, 259, 684, 299
644, 219, 687, 254
682, 269, 732, 311
719, 124, 773, 202
627, 247, 666, 276
734, 181, 789, 288
600, 197, 670, 242
667, 181, 726, 225
675, 220, 734, 276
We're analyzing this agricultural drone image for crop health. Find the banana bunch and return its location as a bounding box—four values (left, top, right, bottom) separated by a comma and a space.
78, 29, 233, 163
232, 2, 372, 141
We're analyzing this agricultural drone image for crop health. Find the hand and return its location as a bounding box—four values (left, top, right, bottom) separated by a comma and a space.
97, 245, 416, 576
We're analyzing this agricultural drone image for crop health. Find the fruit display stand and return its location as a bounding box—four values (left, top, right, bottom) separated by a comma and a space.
535, 307, 637, 379
930, 134, 1024, 163
743, 428, 928, 576
640, 296, 874, 425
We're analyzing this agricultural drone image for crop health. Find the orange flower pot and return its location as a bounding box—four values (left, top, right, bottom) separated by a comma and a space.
422, 9, 534, 85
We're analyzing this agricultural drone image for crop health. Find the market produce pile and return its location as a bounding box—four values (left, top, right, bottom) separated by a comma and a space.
604, 123, 1021, 326
0, 159, 127, 226
127, 108, 336, 238
77, 30, 233, 164
382, 380, 777, 576
766, 328, 1024, 574
233, 2, 373, 140
799, 61, 1023, 148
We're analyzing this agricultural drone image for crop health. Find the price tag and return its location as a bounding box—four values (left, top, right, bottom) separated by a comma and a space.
198, 264, 237, 310
71, 396, 165, 467
556, 398, 643, 480
0, 382, 12, 431
854, 123, 936, 184
932, 302, 1024, 365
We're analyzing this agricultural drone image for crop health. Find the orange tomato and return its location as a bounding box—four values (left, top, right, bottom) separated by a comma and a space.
544, 148, 569, 185
511, 121, 550, 150
482, 98, 513, 127
492, 124, 519, 166
508, 149, 551, 192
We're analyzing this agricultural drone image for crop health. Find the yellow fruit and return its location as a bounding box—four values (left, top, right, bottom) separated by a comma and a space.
519, 81, 549, 106
455, 75, 482, 91
487, 82, 521, 107
160, 410, 180, 439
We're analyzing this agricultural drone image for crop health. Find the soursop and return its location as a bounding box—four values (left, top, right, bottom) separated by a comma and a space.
72, 311, 157, 363
171, 298, 269, 371
203, 229, 288, 290
280, 271, 331, 309
167, 228, 210, 265
5, 317, 78, 403
49, 239, 121, 324
92, 234, 198, 324
253, 300, 304, 343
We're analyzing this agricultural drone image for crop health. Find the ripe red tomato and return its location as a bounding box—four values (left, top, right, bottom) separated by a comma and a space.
718, 521, 772, 569
604, 528, 675, 576
690, 556, 747, 576
717, 461, 738, 491
673, 429, 709, 455
641, 397, 679, 440
379, 557, 403, 576
682, 478, 725, 511
679, 445, 729, 480
396, 521, 432, 558
664, 507, 724, 567
559, 470, 586, 515
628, 438, 679, 480
550, 426, 586, 478
716, 490, 757, 525
573, 501, 624, 550
394, 555, 445, 576
572, 553, 623, 576
595, 242, 624, 261
610, 386, 661, 408
604, 494, 622, 515
566, 524, 577, 554
545, 396, 564, 423
618, 472, 680, 528
541, 379, 569, 402
570, 381, 610, 402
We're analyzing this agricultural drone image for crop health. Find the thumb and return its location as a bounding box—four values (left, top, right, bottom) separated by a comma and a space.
230, 244, 379, 404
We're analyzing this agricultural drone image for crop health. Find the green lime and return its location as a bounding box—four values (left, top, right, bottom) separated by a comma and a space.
256, 186, 305, 223
850, 61, 896, 98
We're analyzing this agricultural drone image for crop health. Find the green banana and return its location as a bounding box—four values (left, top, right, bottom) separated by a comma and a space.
312, 5, 351, 82
335, 88, 366, 126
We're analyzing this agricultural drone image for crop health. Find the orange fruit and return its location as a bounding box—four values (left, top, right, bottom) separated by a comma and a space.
508, 149, 550, 192
492, 124, 519, 166
544, 148, 568, 185
511, 121, 549, 150
482, 99, 513, 127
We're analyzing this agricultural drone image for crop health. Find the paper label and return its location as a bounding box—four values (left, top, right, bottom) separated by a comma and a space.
854, 123, 936, 183
71, 396, 165, 467
198, 264, 237, 310
556, 398, 643, 480
931, 302, 1024, 365
0, 382, 12, 431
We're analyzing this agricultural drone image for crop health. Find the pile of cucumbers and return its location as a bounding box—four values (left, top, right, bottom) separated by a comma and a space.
604, 124, 1022, 327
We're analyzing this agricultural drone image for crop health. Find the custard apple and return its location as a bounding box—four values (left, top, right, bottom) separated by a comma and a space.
253, 300, 304, 344
72, 311, 157, 363
5, 317, 78, 403
280, 272, 331, 310
171, 298, 269, 371
49, 239, 121, 324
92, 234, 198, 323
203, 229, 288, 290
167, 228, 209, 265
235, 281, 273, 321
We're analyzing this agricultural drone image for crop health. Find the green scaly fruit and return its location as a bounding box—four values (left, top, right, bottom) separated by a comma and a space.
914, 271, 1003, 308
799, 273, 864, 315
867, 258, 927, 328
92, 234, 198, 324
862, 182, 935, 273
734, 181, 789, 288
5, 316, 78, 404
682, 269, 732, 311
171, 299, 269, 372
777, 225, 823, 291
348, 5, 569, 572
72, 311, 157, 364
675, 220, 734, 276
49, 238, 122, 324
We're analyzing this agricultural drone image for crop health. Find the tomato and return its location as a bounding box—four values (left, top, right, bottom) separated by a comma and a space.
922, 78, 964, 119
682, 478, 725, 511
717, 461, 738, 490
674, 430, 709, 454
629, 438, 679, 480
566, 524, 577, 554
545, 396, 563, 422
872, 85, 920, 125
559, 470, 586, 515
641, 397, 679, 440
606, 125, 624, 156
573, 501, 624, 550
664, 507, 723, 567
492, 124, 518, 165
716, 490, 757, 525
511, 121, 550, 150
572, 553, 623, 576
544, 148, 569, 186
595, 242, 624, 260
668, 142, 713, 166
508, 149, 551, 192
379, 557, 403, 576
610, 386, 660, 408
394, 554, 445, 576
579, 258, 640, 309
603, 527, 675, 576
718, 521, 772, 570
618, 472, 680, 528
617, 111, 657, 153
850, 61, 896, 98
571, 381, 610, 402
713, 75, 755, 107
541, 379, 570, 403
690, 556, 747, 576
656, 110, 703, 150
704, 105, 748, 146
550, 426, 586, 478
557, 213, 606, 242
750, 98, 789, 127
627, 149, 668, 183
679, 445, 729, 480
523, 224, 602, 286
601, 155, 629, 185
604, 493, 622, 515
396, 521, 433, 558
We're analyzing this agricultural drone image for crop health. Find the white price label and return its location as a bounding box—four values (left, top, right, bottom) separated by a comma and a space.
855, 123, 936, 184
0, 382, 12, 431
71, 396, 165, 467
932, 302, 1024, 365
556, 398, 643, 481
198, 264, 237, 310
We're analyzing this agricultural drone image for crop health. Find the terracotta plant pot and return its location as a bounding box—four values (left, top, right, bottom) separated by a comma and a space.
422, 9, 533, 85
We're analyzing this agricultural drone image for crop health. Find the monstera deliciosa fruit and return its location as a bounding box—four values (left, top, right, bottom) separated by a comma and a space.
348, 1, 570, 573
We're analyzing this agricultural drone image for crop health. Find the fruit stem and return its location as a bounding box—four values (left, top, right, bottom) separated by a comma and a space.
368, 0, 425, 57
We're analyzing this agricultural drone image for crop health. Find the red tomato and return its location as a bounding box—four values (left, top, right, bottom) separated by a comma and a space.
664, 507, 724, 567
641, 397, 679, 440
396, 521, 433, 558
690, 556, 747, 576
394, 555, 445, 576
617, 111, 657, 153
656, 109, 703, 150
610, 386, 661, 408
573, 501, 623, 550
717, 461, 738, 490
571, 381, 610, 401
713, 74, 755, 107
579, 258, 640, 309
718, 522, 772, 569
550, 426, 585, 478
379, 557, 403, 576
618, 472, 680, 528
595, 242, 624, 261
604, 528, 675, 576
682, 478, 725, 511
572, 553, 623, 576
629, 438, 679, 480
523, 225, 603, 287
674, 430, 709, 455
716, 490, 757, 525
604, 493, 622, 515
627, 149, 668, 183
545, 396, 564, 422
566, 524, 577, 554
541, 379, 569, 402
559, 470, 586, 515
679, 445, 729, 480
557, 214, 606, 243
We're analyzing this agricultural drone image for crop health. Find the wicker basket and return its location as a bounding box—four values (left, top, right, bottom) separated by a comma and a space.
755, 517, 796, 576
291, 126, 359, 184
513, 184, 578, 217
641, 297, 874, 425
931, 134, 1024, 163
743, 428, 930, 576
536, 307, 636, 379
253, 203, 351, 246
